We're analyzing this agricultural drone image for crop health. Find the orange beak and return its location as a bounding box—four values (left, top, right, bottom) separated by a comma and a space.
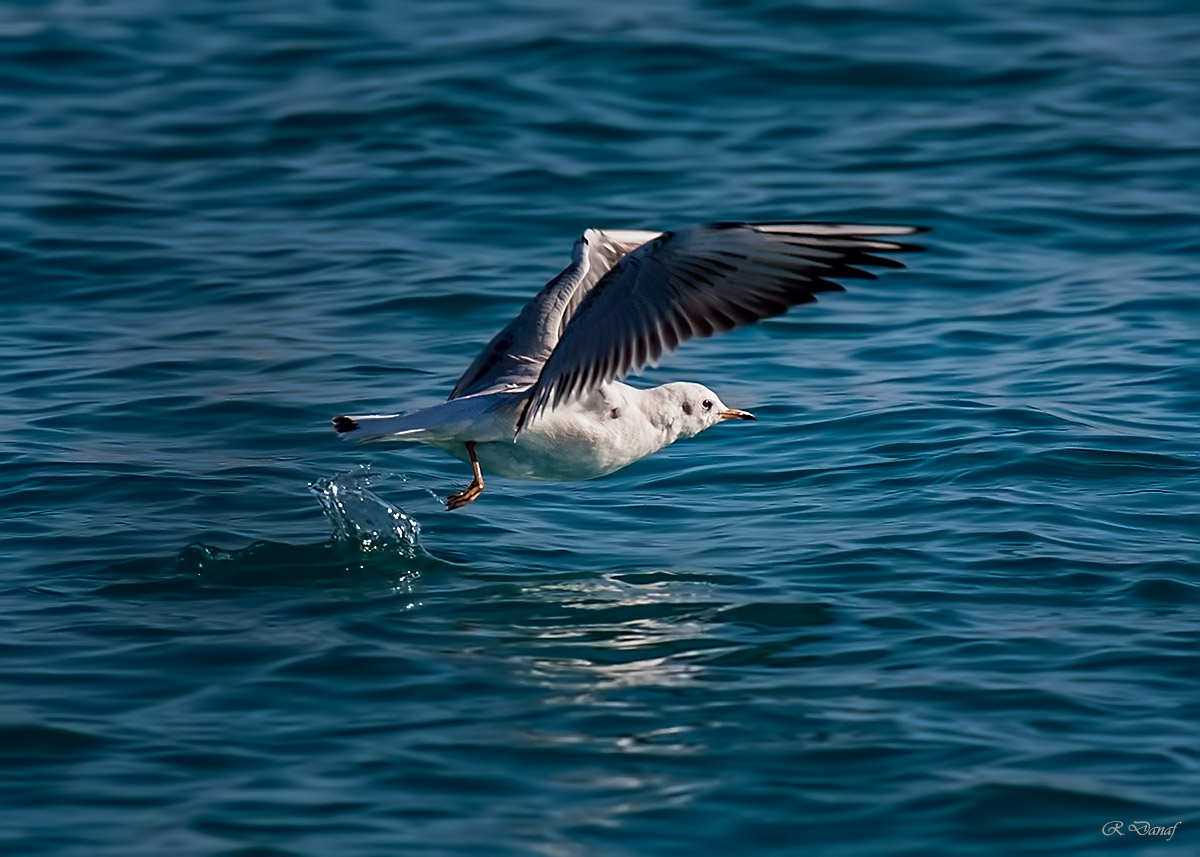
720, 408, 756, 421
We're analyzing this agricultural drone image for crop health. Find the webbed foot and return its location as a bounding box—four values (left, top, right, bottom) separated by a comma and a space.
446, 479, 484, 510
446, 441, 485, 510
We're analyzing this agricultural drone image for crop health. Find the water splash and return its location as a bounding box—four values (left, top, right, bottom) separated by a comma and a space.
165, 469, 425, 592
309, 468, 422, 555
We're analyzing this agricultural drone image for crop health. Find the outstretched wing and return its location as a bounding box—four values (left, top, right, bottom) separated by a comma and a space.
516, 221, 925, 431
448, 229, 661, 399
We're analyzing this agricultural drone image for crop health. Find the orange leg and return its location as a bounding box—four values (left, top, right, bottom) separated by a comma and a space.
446, 442, 485, 510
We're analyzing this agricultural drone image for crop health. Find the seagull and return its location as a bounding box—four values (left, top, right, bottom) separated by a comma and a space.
332, 221, 924, 509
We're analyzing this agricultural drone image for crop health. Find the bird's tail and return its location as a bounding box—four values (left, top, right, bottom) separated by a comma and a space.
332, 395, 519, 444
331, 412, 436, 443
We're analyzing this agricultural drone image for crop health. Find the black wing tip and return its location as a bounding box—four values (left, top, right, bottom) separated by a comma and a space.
332, 416, 359, 433
745, 220, 931, 232
887, 237, 928, 255
513, 395, 538, 437
894, 224, 930, 250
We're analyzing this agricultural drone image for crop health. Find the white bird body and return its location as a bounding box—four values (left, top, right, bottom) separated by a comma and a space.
347, 381, 730, 482
333, 221, 923, 508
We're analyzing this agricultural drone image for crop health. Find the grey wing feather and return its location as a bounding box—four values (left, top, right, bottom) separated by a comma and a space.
448, 228, 661, 399
516, 221, 926, 431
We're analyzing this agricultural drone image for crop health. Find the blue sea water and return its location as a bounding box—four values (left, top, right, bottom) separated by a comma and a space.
1, 0, 1198, 854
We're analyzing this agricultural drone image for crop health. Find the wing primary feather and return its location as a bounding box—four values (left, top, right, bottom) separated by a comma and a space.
828, 266, 878, 280
631, 328, 646, 370
689, 309, 716, 338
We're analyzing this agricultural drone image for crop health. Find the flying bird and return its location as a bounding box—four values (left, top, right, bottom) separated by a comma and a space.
333, 221, 924, 509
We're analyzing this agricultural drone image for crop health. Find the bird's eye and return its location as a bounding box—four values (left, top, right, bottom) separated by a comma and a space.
702, 399, 713, 410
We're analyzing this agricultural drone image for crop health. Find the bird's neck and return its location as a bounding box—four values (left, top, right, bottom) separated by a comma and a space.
627, 385, 692, 444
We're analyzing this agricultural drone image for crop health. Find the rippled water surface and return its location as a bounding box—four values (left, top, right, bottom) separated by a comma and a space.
2, 1, 1198, 854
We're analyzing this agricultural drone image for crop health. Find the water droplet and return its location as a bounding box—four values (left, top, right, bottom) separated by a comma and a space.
308, 468, 421, 556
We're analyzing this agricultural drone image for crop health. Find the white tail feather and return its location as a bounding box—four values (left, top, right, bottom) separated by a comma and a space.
332, 394, 519, 444
332, 413, 440, 443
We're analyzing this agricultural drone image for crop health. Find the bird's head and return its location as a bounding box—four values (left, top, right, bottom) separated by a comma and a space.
661, 382, 756, 439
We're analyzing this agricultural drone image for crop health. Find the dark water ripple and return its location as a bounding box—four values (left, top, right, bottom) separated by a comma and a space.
2, 0, 1199, 855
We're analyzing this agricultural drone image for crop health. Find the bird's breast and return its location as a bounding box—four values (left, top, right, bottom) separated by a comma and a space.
472, 389, 674, 482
